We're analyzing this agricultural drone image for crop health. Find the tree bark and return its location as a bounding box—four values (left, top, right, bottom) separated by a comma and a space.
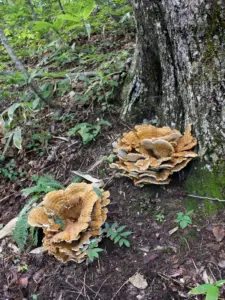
0, 27, 55, 107
122, 0, 225, 162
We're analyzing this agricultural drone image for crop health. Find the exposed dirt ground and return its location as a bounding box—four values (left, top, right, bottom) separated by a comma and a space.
0, 104, 225, 300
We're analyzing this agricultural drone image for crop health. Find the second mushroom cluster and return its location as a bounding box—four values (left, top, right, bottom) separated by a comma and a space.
110, 124, 198, 186
28, 183, 110, 263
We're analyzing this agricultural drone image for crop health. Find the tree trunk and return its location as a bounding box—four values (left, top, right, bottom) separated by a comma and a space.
122, 0, 225, 163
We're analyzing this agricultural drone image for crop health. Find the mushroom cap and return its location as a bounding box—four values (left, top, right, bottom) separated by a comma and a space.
141, 139, 174, 158
135, 159, 150, 171
139, 169, 171, 181
126, 153, 147, 162
151, 132, 182, 143
135, 125, 173, 140
28, 206, 61, 232
175, 124, 197, 152
117, 148, 128, 159
135, 177, 171, 186
171, 158, 193, 173
172, 151, 198, 158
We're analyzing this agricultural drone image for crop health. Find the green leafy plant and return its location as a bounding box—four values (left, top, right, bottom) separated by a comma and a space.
22, 174, 64, 197
0, 102, 32, 154
68, 120, 111, 145
13, 174, 64, 251
68, 122, 100, 144
0, 158, 26, 180
56, 0, 95, 38
99, 169, 105, 175
60, 113, 76, 124
189, 280, 225, 300
87, 241, 103, 262
18, 264, 29, 272
103, 222, 132, 247
154, 214, 165, 223
176, 210, 193, 229
102, 154, 116, 163
27, 131, 52, 156
13, 196, 39, 251
33, 20, 63, 34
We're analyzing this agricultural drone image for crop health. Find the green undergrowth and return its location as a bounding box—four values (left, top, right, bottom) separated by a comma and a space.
185, 160, 225, 215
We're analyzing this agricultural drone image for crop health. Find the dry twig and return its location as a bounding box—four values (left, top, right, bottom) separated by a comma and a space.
110, 279, 129, 300
187, 194, 225, 202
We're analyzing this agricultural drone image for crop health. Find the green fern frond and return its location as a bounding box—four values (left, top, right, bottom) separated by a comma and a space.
13, 214, 29, 250
14, 175, 64, 251
13, 196, 39, 251
34, 174, 64, 190
22, 174, 64, 197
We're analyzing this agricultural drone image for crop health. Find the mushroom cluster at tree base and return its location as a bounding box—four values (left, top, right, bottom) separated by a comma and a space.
28, 183, 110, 263
110, 124, 197, 186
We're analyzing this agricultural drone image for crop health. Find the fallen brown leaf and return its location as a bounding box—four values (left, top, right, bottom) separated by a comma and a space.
18, 276, 28, 288
33, 268, 46, 283
129, 273, 148, 289
143, 253, 159, 264
213, 226, 225, 242
170, 269, 184, 278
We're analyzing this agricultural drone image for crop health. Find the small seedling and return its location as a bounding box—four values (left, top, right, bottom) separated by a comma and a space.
99, 169, 105, 175
167, 247, 173, 254
176, 210, 193, 229
18, 264, 29, 272
189, 280, 225, 300
0, 159, 26, 180
87, 241, 103, 262
103, 222, 132, 247
102, 154, 116, 163
154, 214, 165, 223
27, 131, 52, 156
32, 295, 38, 300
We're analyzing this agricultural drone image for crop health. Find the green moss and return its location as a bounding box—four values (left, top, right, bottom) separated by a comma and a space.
184, 197, 200, 212
185, 161, 225, 215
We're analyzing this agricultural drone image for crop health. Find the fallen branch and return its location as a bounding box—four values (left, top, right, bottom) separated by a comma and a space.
187, 194, 225, 202
110, 279, 129, 300
0, 71, 112, 80
0, 27, 56, 107
94, 275, 111, 300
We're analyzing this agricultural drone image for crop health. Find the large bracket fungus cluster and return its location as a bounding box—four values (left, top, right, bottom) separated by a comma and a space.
28, 183, 110, 263
110, 124, 198, 186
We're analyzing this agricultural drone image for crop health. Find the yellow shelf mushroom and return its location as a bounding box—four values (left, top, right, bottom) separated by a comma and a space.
110, 124, 197, 186
28, 183, 110, 263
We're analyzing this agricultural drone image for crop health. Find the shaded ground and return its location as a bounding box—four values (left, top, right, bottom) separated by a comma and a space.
1, 108, 225, 300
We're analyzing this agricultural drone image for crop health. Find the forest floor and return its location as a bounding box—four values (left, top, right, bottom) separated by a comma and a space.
0, 31, 225, 300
